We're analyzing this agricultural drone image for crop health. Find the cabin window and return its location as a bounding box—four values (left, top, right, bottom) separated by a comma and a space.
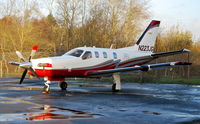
65, 49, 84, 57
113, 52, 117, 59
103, 52, 108, 58
95, 51, 99, 58
82, 51, 92, 60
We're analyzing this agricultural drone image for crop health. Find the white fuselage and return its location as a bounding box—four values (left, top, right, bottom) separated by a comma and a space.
29, 46, 154, 79
31, 46, 153, 70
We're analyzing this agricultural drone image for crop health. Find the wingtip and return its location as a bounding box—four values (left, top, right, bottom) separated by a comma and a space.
182, 48, 190, 52
175, 61, 192, 65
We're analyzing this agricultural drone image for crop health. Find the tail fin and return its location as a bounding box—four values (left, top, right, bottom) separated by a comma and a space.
126, 20, 160, 53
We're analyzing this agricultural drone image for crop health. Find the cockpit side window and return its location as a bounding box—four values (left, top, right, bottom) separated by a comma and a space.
65, 49, 84, 57
82, 51, 92, 60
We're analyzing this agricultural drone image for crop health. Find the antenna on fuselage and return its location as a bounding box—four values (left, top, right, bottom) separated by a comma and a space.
110, 44, 114, 49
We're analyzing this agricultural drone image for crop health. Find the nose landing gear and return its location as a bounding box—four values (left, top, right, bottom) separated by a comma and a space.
42, 80, 51, 94
42, 79, 68, 94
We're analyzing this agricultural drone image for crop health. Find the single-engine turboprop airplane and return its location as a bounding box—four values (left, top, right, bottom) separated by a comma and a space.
9, 20, 191, 93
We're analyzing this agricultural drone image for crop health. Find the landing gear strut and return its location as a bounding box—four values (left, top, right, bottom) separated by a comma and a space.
59, 81, 68, 90
43, 80, 51, 94
112, 73, 121, 92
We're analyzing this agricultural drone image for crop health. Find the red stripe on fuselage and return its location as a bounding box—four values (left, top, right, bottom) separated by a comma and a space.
32, 62, 117, 79
118, 58, 153, 67
123, 61, 152, 68
29, 58, 153, 81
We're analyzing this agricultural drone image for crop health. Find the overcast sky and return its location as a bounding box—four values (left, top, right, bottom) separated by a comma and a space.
148, 0, 200, 41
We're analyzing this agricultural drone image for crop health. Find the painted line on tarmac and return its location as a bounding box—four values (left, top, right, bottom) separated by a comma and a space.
0, 96, 42, 107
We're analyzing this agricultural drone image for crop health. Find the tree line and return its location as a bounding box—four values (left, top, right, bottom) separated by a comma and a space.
0, 0, 199, 78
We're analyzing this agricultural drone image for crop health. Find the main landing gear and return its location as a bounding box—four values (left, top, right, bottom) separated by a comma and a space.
112, 73, 121, 92
42, 75, 120, 93
59, 81, 68, 90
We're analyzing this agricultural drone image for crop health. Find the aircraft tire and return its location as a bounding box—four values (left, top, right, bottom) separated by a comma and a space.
59, 81, 68, 90
112, 84, 119, 92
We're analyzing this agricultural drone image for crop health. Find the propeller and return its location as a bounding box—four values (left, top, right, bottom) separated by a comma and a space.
9, 45, 39, 84
20, 69, 28, 84
16, 51, 26, 62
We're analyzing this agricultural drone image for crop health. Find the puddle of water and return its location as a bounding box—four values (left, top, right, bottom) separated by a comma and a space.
141, 110, 161, 115
118, 109, 128, 112
0, 113, 26, 122
26, 105, 102, 121
0, 105, 102, 122
135, 110, 162, 115
0, 96, 102, 122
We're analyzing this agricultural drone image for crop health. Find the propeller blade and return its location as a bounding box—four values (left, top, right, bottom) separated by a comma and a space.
29, 45, 39, 61
29, 67, 40, 79
20, 69, 28, 84
16, 51, 26, 62
8, 61, 20, 66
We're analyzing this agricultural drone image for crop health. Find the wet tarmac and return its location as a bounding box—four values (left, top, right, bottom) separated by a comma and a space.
0, 77, 200, 124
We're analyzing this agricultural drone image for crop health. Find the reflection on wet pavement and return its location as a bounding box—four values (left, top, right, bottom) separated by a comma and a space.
27, 105, 102, 121
135, 110, 161, 115
0, 96, 102, 122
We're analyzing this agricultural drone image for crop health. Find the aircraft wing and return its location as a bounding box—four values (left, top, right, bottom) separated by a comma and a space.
88, 61, 191, 76
151, 49, 190, 58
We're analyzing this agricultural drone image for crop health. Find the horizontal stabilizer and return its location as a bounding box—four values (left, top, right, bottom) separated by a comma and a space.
151, 49, 190, 58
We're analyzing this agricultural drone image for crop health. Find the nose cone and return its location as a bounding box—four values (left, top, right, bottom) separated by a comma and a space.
20, 61, 32, 69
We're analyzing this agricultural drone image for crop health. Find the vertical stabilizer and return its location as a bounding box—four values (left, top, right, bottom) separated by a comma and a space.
125, 20, 160, 53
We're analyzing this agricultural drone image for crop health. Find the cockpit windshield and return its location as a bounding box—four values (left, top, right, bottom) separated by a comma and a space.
64, 49, 84, 57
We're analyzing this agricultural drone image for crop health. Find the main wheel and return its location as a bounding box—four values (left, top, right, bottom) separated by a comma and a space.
59, 81, 68, 90
112, 84, 119, 92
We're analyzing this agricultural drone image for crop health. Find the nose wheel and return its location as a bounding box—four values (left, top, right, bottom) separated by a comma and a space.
59, 81, 68, 90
